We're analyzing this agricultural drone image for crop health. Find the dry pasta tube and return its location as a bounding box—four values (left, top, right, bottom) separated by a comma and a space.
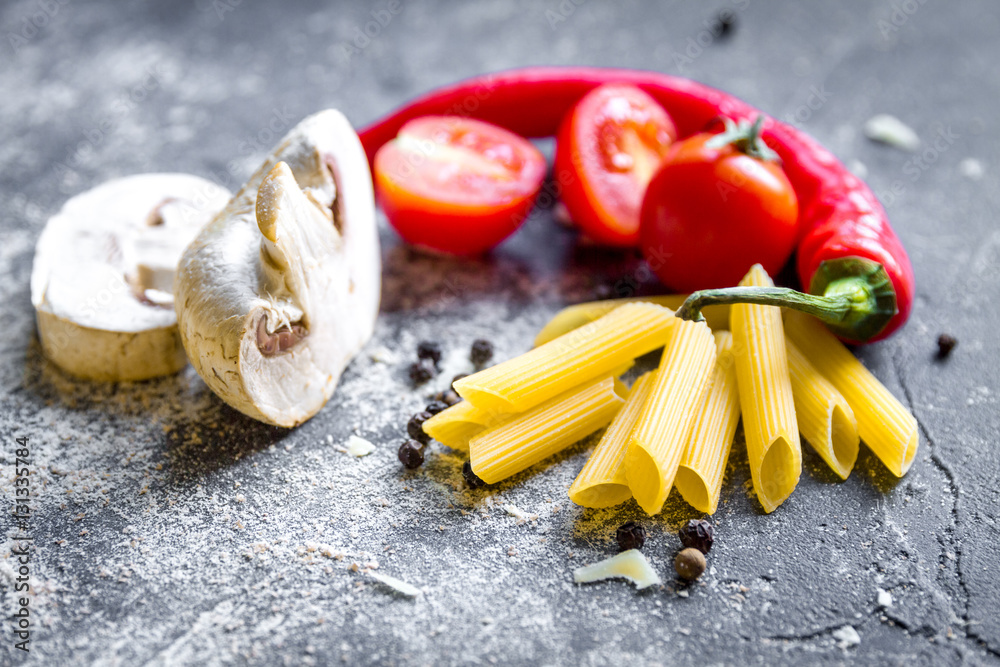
422, 400, 502, 452
731, 264, 801, 513
786, 337, 859, 479
455, 303, 673, 413
533, 296, 729, 347
784, 310, 918, 476
674, 331, 741, 515
469, 376, 626, 484
568, 371, 657, 508
626, 319, 716, 515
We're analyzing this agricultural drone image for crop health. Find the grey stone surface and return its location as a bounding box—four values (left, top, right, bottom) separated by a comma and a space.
2, 0, 999, 665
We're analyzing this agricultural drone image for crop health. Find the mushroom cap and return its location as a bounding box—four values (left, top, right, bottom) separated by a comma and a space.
174, 109, 380, 427
31, 173, 231, 381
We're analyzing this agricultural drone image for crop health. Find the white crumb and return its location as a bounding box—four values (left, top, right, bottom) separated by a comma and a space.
876, 588, 893, 608
369, 572, 422, 598
502, 504, 537, 522
864, 114, 919, 151
345, 435, 376, 457
573, 550, 661, 590
369, 346, 397, 363
959, 158, 984, 180
833, 625, 861, 649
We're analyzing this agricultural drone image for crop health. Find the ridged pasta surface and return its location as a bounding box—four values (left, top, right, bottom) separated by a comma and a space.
455, 303, 674, 412
469, 377, 625, 484
533, 296, 729, 347
626, 319, 716, 516
675, 331, 741, 515
568, 371, 656, 509
785, 337, 859, 480
784, 310, 918, 476
731, 264, 801, 513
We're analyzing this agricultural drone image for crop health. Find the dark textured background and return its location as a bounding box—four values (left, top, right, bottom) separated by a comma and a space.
2, 1, 999, 665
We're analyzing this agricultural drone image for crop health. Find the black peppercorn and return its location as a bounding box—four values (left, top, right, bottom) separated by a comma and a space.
430, 389, 461, 406
470, 339, 494, 368
936, 333, 957, 358
416, 340, 443, 367
406, 410, 434, 445
425, 400, 449, 415
407, 411, 433, 445
674, 548, 706, 581
398, 440, 425, 469
616, 521, 646, 551
408, 358, 437, 385
712, 9, 736, 40
462, 461, 486, 489
678, 519, 714, 554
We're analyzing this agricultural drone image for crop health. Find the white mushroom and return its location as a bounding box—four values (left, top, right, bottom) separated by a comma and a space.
174, 109, 380, 427
30, 174, 231, 381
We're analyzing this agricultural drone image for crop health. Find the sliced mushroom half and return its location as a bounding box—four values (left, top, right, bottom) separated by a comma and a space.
174, 109, 381, 427
30, 174, 231, 381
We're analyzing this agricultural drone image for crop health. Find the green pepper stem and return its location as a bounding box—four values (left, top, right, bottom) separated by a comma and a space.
675, 260, 897, 342
676, 285, 852, 321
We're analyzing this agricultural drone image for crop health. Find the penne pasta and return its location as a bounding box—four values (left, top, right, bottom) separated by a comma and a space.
469, 376, 626, 484
626, 319, 716, 516
568, 371, 657, 508
454, 303, 674, 413
785, 337, 859, 480
731, 264, 801, 513
783, 310, 918, 476
422, 400, 499, 452
533, 295, 730, 347
674, 331, 741, 515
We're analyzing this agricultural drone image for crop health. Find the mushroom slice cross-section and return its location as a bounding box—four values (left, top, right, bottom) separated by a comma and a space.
30, 173, 231, 381
174, 109, 380, 427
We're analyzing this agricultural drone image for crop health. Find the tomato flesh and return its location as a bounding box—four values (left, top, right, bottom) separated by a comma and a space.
639, 133, 799, 292
555, 84, 677, 247
374, 116, 546, 255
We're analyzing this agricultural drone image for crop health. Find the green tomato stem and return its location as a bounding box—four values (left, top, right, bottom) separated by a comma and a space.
705, 115, 779, 162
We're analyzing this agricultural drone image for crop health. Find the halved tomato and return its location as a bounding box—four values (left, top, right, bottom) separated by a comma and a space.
554, 84, 677, 247
373, 116, 546, 255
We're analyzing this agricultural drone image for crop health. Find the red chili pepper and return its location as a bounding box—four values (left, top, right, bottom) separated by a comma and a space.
359, 66, 914, 342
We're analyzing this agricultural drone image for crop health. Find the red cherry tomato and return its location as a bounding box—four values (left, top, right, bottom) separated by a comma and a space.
639, 132, 799, 292
373, 116, 546, 255
555, 84, 677, 247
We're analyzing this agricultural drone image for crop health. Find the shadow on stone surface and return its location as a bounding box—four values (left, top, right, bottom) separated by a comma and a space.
22, 335, 291, 479
379, 242, 537, 314
854, 446, 905, 494
162, 406, 289, 480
